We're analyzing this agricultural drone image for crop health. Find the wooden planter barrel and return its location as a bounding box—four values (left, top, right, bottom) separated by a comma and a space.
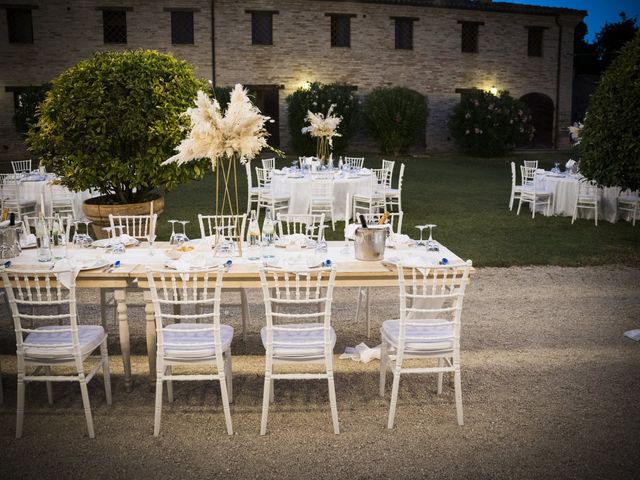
82, 194, 164, 239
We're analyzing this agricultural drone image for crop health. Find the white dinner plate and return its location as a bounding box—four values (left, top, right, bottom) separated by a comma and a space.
19, 240, 37, 249
92, 238, 139, 248
165, 258, 220, 271
265, 256, 322, 269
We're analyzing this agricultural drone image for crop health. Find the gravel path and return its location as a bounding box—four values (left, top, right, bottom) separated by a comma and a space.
0, 266, 638, 479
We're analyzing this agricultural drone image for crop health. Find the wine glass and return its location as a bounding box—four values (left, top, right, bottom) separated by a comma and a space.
146, 234, 157, 256
415, 224, 427, 246
168, 220, 179, 245
425, 224, 438, 251
178, 220, 190, 243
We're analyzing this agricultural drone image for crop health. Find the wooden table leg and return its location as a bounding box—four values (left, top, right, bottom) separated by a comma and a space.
114, 289, 132, 392
144, 290, 157, 381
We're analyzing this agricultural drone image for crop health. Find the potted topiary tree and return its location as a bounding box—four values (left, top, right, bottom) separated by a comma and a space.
27, 49, 209, 236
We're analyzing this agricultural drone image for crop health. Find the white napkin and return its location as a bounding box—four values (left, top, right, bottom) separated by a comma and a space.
623, 329, 640, 341
20, 233, 37, 248
340, 343, 381, 363
360, 168, 371, 174
119, 233, 135, 244
387, 233, 410, 246
566, 159, 576, 169
52, 259, 80, 289
344, 223, 360, 239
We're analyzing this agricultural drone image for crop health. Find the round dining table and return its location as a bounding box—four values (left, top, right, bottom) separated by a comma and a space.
18, 173, 95, 217
534, 171, 621, 223
270, 168, 373, 220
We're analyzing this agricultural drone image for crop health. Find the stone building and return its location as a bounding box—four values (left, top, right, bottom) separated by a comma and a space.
0, 0, 585, 166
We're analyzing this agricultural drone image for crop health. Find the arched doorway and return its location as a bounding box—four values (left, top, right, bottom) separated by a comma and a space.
519, 93, 554, 148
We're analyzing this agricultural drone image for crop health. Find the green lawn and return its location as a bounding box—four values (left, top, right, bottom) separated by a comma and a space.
158, 153, 640, 267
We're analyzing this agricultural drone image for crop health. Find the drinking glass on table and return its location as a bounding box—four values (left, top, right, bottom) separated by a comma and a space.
168, 220, 179, 245
425, 224, 439, 252
146, 234, 157, 256
415, 225, 427, 246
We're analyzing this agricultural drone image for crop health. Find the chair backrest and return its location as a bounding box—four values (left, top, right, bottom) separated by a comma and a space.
310, 175, 334, 199
198, 213, 247, 249
0, 177, 23, 210
2, 268, 80, 359
245, 162, 254, 190
344, 157, 364, 169
577, 180, 599, 201
261, 157, 276, 170
146, 267, 225, 360
396, 163, 405, 191
360, 211, 403, 233
23, 214, 73, 242
109, 214, 157, 240
12, 159, 32, 174
523, 160, 538, 169
382, 159, 395, 187
520, 166, 536, 186
366, 170, 385, 197
255, 167, 272, 188
371, 168, 389, 186
277, 213, 326, 241
259, 265, 337, 357
395, 261, 472, 356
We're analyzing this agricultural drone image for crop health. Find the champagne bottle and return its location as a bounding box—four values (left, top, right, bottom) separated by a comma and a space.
36, 213, 52, 262
378, 211, 390, 225
248, 210, 261, 247
262, 210, 275, 246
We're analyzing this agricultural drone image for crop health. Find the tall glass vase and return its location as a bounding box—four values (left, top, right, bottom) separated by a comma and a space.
316, 136, 330, 165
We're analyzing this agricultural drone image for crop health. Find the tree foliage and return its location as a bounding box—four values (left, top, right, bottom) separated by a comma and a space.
595, 12, 639, 70
448, 90, 534, 157
27, 49, 209, 204
363, 87, 427, 156
12, 85, 50, 135
286, 82, 358, 155
579, 31, 640, 191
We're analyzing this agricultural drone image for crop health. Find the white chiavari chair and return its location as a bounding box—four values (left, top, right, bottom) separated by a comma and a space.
261, 157, 276, 170
380, 261, 472, 429
381, 159, 396, 188
617, 190, 639, 226
353, 171, 386, 217
384, 163, 405, 212
48, 182, 77, 219
523, 160, 538, 169
509, 161, 523, 211
146, 266, 233, 436
11, 159, 32, 174
108, 213, 157, 241
256, 167, 289, 222
258, 265, 339, 435
309, 174, 335, 230
1, 176, 37, 221
517, 166, 552, 218
276, 213, 326, 242
2, 268, 112, 438
198, 213, 252, 342
343, 156, 364, 169
23, 214, 73, 243
572, 180, 600, 226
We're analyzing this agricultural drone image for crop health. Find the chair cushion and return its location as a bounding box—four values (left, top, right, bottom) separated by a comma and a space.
162, 323, 233, 358
261, 323, 336, 358
382, 320, 454, 352
24, 325, 106, 359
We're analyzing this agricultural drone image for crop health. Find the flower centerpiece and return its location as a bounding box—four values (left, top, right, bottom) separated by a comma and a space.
301, 105, 342, 164
163, 84, 273, 252
568, 121, 584, 145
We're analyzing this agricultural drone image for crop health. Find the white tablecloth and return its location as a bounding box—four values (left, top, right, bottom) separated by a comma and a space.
19, 175, 94, 217
270, 170, 372, 220
534, 172, 621, 223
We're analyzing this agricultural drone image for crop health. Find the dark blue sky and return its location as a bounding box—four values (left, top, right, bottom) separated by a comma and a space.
507, 1, 639, 41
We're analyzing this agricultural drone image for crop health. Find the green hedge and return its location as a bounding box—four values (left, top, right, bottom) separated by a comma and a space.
448, 90, 534, 157
579, 31, 640, 191
364, 87, 427, 155
286, 82, 358, 155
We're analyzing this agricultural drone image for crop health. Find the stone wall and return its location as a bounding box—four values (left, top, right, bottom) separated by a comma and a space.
0, 0, 583, 167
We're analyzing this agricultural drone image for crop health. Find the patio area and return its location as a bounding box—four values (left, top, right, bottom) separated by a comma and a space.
0, 265, 638, 479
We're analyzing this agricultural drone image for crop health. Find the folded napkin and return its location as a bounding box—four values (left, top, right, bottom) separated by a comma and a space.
20, 233, 37, 248
344, 223, 360, 239
566, 159, 576, 169
277, 233, 308, 247
340, 343, 381, 363
52, 259, 80, 289
386, 233, 411, 246
624, 329, 640, 341
119, 233, 135, 244
360, 168, 371, 174
172, 251, 210, 270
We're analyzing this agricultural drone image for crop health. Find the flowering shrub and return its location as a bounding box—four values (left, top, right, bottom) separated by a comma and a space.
364, 87, 427, 156
286, 82, 358, 155
448, 90, 534, 157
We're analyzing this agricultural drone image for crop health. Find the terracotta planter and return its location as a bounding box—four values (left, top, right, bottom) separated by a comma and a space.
82, 194, 164, 239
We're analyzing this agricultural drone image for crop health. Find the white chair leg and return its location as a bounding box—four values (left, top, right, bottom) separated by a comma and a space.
16, 375, 25, 438
572, 204, 578, 224
101, 341, 112, 405
240, 289, 250, 343
327, 372, 340, 434
153, 377, 163, 436
454, 369, 464, 426
437, 358, 443, 395
260, 375, 271, 435
218, 374, 234, 436
516, 198, 523, 215
531, 197, 536, 219
78, 375, 95, 439
45, 366, 54, 405
595, 205, 598, 227
100, 288, 108, 329
509, 190, 514, 211
365, 287, 371, 339
387, 370, 401, 429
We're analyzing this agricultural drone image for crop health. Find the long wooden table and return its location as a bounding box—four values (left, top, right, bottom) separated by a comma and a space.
3, 241, 472, 391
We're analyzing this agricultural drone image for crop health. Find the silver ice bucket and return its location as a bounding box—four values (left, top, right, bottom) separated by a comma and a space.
354, 226, 387, 261
0, 224, 22, 259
